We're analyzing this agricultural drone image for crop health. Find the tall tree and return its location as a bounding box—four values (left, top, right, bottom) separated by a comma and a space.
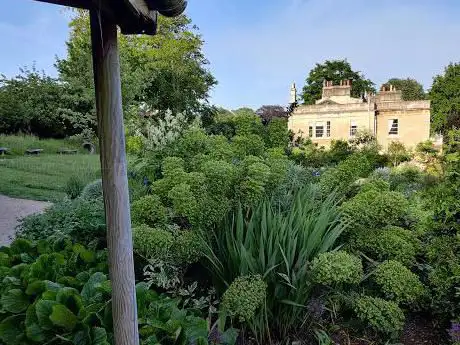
301, 59, 375, 104
429, 62, 460, 134
56, 10, 216, 119
256, 105, 287, 124
385, 78, 426, 100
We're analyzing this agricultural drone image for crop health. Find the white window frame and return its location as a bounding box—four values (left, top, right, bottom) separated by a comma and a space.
315, 122, 325, 138
350, 121, 358, 137
388, 119, 399, 135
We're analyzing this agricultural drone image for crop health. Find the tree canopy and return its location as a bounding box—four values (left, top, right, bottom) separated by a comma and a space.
429, 62, 460, 134
301, 59, 375, 104
385, 78, 426, 101
256, 105, 287, 124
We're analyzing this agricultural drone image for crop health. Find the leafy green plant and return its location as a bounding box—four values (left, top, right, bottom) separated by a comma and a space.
80, 179, 103, 200
221, 275, 266, 322
131, 194, 168, 228
311, 251, 363, 286
64, 174, 86, 199
203, 186, 345, 338
373, 260, 425, 305
353, 296, 405, 336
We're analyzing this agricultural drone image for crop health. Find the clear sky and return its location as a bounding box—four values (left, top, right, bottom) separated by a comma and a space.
1, 0, 459, 109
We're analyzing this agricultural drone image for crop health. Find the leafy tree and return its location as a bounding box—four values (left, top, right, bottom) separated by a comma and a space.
429, 62, 460, 134
385, 78, 426, 100
256, 105, 287, 124
56, 10, 216, 120
388, 141, 410, 166
301, 59, 375, 104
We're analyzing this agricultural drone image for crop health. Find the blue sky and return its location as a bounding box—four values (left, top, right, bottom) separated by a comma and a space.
1, 0, 459, 109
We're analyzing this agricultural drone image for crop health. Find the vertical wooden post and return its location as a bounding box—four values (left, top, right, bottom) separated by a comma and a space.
90, 9, 139, 345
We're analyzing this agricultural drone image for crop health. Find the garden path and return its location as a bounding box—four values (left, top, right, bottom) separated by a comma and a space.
0, 194, 51, 246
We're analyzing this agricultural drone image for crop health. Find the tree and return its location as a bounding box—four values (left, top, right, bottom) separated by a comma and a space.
388, 141, 410, 166
385, 78, 425, 100
56, 10, 216, 120
429, 62, 460, 134
256, 105, 287, 124
301, 59, 375, 104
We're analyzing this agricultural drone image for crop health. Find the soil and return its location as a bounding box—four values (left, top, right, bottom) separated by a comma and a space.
400, 314, 449, 345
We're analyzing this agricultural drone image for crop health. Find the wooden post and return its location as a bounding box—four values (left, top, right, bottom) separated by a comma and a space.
90, 9, 139, 345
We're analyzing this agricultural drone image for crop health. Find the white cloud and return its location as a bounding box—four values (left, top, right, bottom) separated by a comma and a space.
203, 0, 460, 108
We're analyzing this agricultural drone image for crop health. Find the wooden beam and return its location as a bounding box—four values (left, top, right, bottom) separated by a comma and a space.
90, 9, 139, 345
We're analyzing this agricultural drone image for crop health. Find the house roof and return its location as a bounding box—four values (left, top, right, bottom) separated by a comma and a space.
34, 0, 187, 35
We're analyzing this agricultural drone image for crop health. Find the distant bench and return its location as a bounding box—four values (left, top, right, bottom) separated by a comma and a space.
57, 148, 78, 155
0, 147, 9, 156
25, 149, 43, 155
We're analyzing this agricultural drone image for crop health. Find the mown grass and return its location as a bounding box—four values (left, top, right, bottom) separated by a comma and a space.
0, 135, 87, 156
0, 154, 100, 201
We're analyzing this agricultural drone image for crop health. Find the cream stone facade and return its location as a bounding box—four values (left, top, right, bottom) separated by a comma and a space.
288, 80, 431, 150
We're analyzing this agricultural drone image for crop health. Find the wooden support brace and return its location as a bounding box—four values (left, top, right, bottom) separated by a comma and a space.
90, 9, 139, 345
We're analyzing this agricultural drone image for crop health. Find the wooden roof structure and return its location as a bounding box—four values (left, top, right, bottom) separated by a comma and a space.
31, 1, 187, 344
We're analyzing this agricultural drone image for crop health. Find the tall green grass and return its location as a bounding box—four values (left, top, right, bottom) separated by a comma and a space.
0, 135, 85, 156
203, 185, 346, 340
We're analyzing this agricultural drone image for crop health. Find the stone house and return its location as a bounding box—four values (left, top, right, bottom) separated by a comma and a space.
288, 80, 431, 150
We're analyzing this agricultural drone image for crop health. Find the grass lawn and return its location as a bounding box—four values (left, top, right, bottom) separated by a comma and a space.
0, 154, 101, 201
0, 134, 88, 156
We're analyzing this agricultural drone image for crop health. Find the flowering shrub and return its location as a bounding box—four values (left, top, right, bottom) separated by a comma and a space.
311, 251, 363, 286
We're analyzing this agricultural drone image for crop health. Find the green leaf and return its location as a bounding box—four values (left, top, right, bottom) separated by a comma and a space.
221, 328, 239, 345
25, 280, 46, 296
1, 289, 30, 313
36, 299, 59, 330
91, 327, 110, 345
56, 287, 83, 315
49, 304, 78, 331
81, 272, 107, 304
26, 323, 45, 342
0, 316, 24, 344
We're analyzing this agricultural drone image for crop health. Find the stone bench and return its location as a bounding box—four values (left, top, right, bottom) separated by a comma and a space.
25, 149, 44, 155
57, 148, 78, 155
0, 147, 9, 155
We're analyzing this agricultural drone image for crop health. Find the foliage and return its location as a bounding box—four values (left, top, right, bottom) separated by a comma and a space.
310, 251, 363, 286
255, 105, 287, 124
203, 186, 345, 338
429, 62, 460, 134
341, 188, 409, 231
57, 10, 216, 119
387, 141, 410, 167
64, 175, 87, 199
131, 194, 168, 228
80, 179, 103, 201
319, 153, 374, 195
385, 78, 426, 101
221, 275, 267, 322
301, 59, 375, 104
372, 260, 425, 305
17, 198, 106, 245
353, 296, 405, 336
265, 118, 290, 148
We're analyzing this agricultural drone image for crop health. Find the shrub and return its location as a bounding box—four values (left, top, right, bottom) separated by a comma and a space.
132, 225, 173, 261
353, 296, 405, 335
311, 251, 363, 286
172, 230, 203, 265
221, 275, 267, 322
80, 179, 103, 200
131, 194, 168, 227
373, 260, 425, 305
341, 188, 409, 231
319, 153, 374, 195
64, 175, 86, 199
359, 178, 390, 193
388, 141, 411, 166
357, 227, 418, 266
17, 198, 106, 244
203, 186, 345, 338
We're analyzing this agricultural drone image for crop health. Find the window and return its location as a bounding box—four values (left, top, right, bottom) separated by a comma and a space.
388, 119, 398, 135
309, 126, 313, 137
315, 123, 324, 138
326, 121, 331, 137
350, 121, 358, 137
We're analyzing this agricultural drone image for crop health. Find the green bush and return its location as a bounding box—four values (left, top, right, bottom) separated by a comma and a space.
359, 178, 390, 193
373, 260, 425, 305
203, 186, 345, 338
131, 194, 168, 228
64, 175, 86, 199
356, 226, 418, 266
311, 251, 363, 286
132, 225, 173, 261
341, 188, 409, 231
319, 153, 374, 195
221, 275, 267, 322
80, 179, 103, 200
172, 230, 203, 265
17, 199, 106, 244
353, 296, 405, 335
